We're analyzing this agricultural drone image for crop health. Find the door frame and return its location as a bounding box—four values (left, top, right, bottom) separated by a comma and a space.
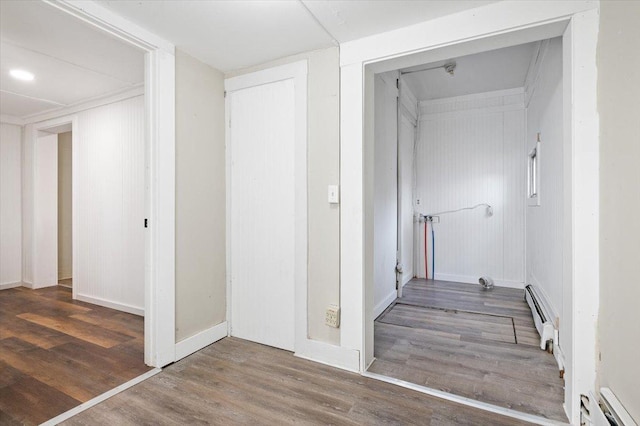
224, 61, 309, 354
33, 0, 177, 368
31, 117, 76, 293
339, 2, 599, 423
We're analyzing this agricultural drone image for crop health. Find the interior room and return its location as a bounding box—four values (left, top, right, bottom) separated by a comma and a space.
0, 1, 638, 425
367, 38, 567, 421
0, 1, 150, 423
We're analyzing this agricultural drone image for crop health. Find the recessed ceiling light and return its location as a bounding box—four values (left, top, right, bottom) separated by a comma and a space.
9, 69, 35, 81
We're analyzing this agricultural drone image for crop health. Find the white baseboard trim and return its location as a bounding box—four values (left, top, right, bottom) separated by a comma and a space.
553, 341, 565, 372
175, 321, 228, 361
21, 281, 33, 289
0, 281, 23, 290
434, 273, 524, 289
40, 368, 161, 426
373, 290, 397, 319
362, 371, 565, 426
58, 283, 73, 289
402, 272, 413, 287
76, 293, 144, 316
295, 339, 360, 373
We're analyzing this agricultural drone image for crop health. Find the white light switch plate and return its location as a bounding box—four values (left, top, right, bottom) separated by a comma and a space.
328, 185, 339, 204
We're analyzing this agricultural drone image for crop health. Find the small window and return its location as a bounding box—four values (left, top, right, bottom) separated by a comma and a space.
528, 142, 541, 206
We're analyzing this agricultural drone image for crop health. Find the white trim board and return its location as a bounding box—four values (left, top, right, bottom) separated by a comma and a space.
40, 368, 161, 426
418, 87, 524, 107
419, 103, 525, 121
23, 86, 144, 125
373, 290, 397, 319
0, 282, 23, 290
175, 322, 228, 361
294, 340, 360, 374
0, 115, 24, 126
76, 293, 144, 317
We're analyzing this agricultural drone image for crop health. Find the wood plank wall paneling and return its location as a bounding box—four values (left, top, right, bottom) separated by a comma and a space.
74, 96, 145, 311
416, 91, 525, 287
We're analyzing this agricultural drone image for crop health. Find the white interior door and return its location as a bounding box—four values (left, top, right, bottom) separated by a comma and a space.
398, 113, 415, 295
229, 78, 296, 351
373, 73, 399, 317
34, 132, 58, 288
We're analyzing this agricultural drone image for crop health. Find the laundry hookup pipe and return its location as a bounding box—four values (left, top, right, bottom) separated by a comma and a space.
424, 218, 428, 280
431, 226, 435, 279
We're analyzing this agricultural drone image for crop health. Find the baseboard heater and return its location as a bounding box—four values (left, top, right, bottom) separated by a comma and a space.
524, 285, 555, 350
585, 388, 638, 426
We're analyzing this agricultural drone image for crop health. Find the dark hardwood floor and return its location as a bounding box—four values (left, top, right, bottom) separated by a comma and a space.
62, 337, 532, 425
369, 279, 566, 422
0, 286, 150, 425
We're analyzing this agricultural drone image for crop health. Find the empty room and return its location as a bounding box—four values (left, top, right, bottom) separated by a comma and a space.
367, 39, 567, 421
0, 1, 638, 425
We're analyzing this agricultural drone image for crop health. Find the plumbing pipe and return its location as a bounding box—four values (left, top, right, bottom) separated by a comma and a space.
431, 225, 435, 279
424, 218, 428, 280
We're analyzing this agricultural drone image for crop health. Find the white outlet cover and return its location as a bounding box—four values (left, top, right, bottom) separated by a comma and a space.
328, 185, 339, 204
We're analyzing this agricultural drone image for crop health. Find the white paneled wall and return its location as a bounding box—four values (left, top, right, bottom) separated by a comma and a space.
373, 72, 399, 317
526, 37, 563, 326
0, 123, 22, 288
416, 89, 525, 287
74, 96, 145, 314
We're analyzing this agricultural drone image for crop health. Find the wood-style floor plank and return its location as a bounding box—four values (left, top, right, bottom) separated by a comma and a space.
0, 286, 150, 425
62, 337, 533, 426
370, 279, 566, 422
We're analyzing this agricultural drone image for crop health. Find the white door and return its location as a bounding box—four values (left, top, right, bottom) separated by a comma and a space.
373, 74, 398, 317
398, 113, 415, 296
229, 78, 297, 351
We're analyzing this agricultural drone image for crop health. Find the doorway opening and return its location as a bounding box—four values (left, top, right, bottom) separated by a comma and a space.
0, 0, 173, 422
365, 37, 568, 422
58, 130, 72, 289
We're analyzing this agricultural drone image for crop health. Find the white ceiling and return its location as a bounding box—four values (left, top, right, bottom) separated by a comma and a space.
97, 0, 499, 73
401, 42, 538, 101
0, 1, 145, 119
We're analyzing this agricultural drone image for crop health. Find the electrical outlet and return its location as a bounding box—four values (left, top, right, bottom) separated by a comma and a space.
325, 305, 340, 328
431, 216, 440, 223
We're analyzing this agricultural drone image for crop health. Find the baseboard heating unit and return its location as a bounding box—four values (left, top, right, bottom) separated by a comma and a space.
524, 285, 555, 350
584, 388, 638, 426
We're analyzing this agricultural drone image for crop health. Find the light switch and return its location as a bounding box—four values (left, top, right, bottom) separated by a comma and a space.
328, 185, 340, 204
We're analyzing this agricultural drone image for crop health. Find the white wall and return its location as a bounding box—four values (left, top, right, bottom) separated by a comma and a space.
415, 89, 525, 287
0, 123, 22, 288
525, 38, 563, 327
175, 50, 226, 342
373, 72, 398, 317
73, 96, 145, 313
597, 1, 640, 420
58, 131, 72, 280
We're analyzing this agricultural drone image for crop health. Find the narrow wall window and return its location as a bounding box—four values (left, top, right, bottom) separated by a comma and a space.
528, 141, 541, 206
